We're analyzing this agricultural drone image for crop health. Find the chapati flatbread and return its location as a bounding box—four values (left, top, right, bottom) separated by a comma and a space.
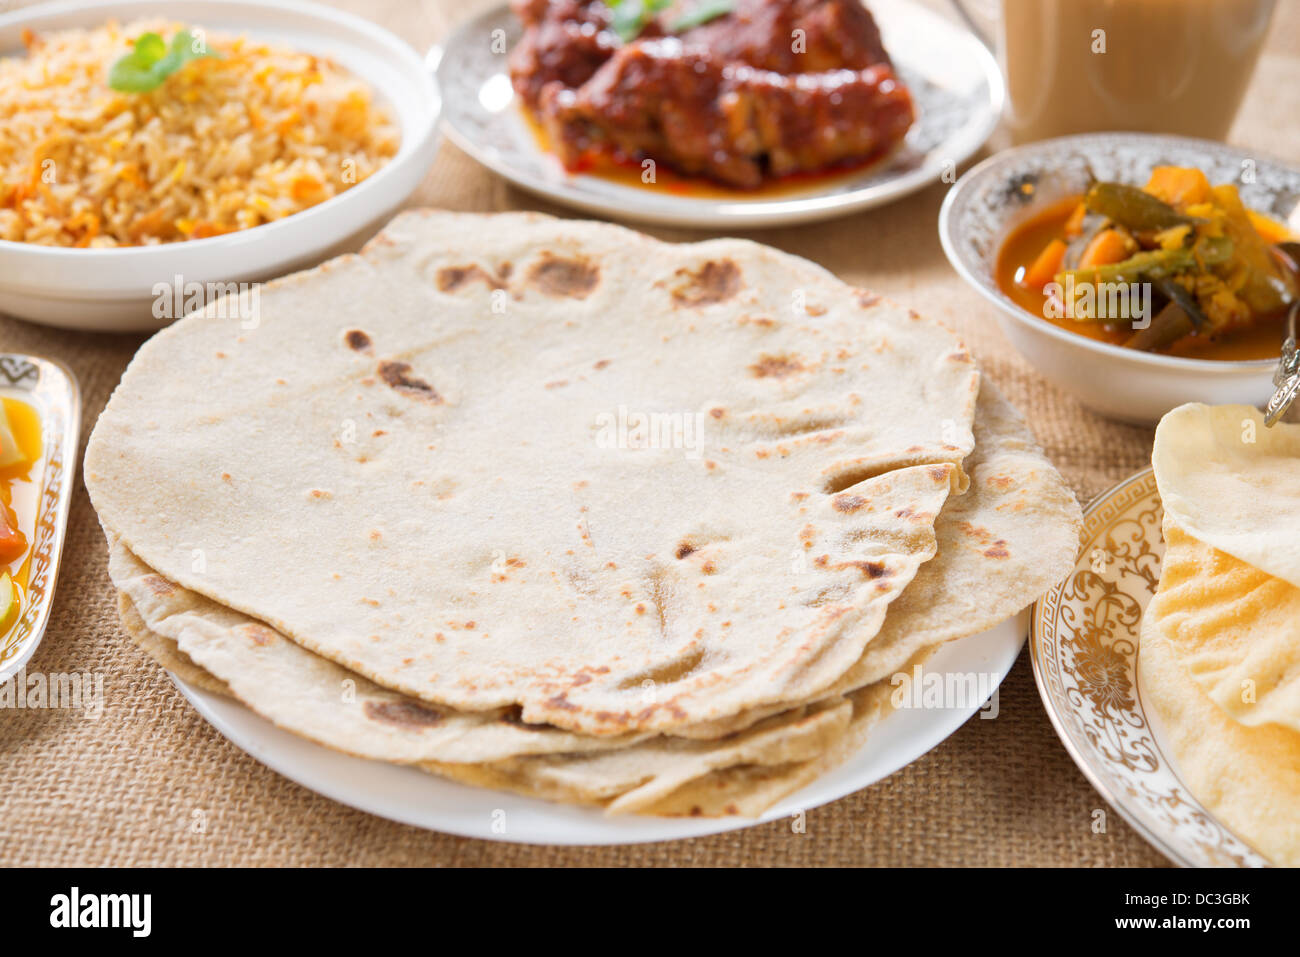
114, 577, 866, 813
422, 661, 916, 817
87, 210, 982, 735
109, 539, 650, 763
106, 381, 1079, 814
672, 380, 1081, 737
117, 592, 232, 698
117, 572, 914, 817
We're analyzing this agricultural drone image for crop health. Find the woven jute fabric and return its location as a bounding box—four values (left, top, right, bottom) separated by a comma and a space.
1, 0, 1296, 867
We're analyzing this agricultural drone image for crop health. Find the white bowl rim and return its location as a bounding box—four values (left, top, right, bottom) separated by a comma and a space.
938, 131, 1294, 375
0, 0, 438, 262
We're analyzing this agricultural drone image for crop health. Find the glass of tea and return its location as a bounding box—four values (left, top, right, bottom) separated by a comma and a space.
949, 0, 1278, 143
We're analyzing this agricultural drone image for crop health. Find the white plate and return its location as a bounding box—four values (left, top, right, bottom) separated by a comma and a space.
437, 0, 1002, 229
0, 0, 441, 332
1030, 468, 1269, 867
172, 611, 1026, 845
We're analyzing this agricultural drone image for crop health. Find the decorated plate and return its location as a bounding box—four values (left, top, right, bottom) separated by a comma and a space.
1030, 467, 1269, 867
436, 0, 1002, 228
0, 354, 80, 681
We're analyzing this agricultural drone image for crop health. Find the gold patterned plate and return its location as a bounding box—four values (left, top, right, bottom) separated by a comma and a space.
1030, 467, 1269, 868
0, 354, 80, 681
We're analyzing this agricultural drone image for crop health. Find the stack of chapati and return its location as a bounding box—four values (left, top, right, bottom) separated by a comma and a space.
1141, 404, 1300, 863
85, 211, 1081, 816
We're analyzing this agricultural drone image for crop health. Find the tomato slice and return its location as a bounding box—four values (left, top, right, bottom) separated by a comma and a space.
0, 506, 26, 565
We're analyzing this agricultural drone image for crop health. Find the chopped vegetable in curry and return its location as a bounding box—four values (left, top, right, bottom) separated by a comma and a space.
998, 166, 1298, 358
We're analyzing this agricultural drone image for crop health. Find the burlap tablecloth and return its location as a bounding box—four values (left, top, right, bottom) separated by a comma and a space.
1, 0, 1297, 867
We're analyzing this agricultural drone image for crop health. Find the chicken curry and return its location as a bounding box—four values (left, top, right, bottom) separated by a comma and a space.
510, 0, 915, 190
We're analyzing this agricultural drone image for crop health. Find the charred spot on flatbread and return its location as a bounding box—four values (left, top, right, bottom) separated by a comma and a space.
527, 252, 599, 299
143, 574, 175, 597
344, 329, 373, 354
671, 260, 741, 307
750, 353, 805, 379
240, 623, 278, 647
364, 699, 444, 728
377, 361, 441, 403
436, 264, 508, 293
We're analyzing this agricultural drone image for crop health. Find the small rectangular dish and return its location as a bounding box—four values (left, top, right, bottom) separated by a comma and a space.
0, 354, 80, 680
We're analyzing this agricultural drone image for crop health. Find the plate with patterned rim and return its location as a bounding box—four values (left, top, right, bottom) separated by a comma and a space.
434, 0, 1003, 228
1030, 467, 1270, 868
0, 354, 81, 681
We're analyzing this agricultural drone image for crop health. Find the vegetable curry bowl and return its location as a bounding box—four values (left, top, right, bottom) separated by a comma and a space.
940, 133, 1300, 425
997, 168, 1297, 362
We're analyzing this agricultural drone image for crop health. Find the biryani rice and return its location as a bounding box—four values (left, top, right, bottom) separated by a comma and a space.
0, 19, 400, 247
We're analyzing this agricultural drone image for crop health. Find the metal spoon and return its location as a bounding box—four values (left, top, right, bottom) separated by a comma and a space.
1266, 236, 1300, 427
1265, 300, 1299, 427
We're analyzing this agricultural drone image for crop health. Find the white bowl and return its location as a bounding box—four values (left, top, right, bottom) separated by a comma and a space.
0, 0, 442, 332
939, 133, 1300, 426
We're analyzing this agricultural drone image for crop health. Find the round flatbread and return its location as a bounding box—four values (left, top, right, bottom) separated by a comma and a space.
86, 210, 981, 735
106, 381, 1080, 814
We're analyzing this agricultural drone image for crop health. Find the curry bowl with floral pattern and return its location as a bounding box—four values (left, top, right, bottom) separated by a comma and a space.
939, 133, 1300, 425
